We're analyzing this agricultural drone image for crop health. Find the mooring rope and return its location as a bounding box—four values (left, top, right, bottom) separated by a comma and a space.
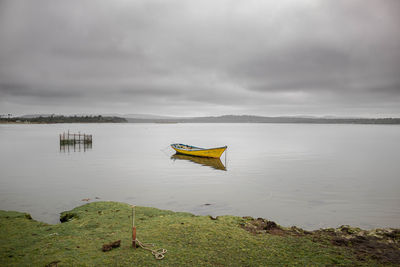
224, 146, 228, 169
160, 144, 172, 157
135, 239, 167, 260
132, 205, 167, 260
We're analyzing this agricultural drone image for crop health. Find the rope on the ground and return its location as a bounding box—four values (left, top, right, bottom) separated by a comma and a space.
135, 239, 167, 260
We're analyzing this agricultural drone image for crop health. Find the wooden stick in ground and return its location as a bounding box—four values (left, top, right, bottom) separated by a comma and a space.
132, 205, 136, 248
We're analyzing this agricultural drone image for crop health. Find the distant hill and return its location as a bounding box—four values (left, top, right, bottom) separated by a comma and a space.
112, 114, 183, 120
126, 115, 400, 124
20, 114, 54, 118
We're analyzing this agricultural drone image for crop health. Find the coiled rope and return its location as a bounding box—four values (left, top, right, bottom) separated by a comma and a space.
132, 205, 167, 260
135, 239, 167, 260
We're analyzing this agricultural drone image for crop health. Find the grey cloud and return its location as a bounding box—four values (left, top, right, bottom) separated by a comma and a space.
0, 0, 399, 116
0, 82, 81, 98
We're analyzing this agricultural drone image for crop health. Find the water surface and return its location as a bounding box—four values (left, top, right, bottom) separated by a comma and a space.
0, 123, 399, 230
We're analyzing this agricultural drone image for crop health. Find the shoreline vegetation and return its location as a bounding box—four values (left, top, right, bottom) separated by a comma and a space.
0, 115, 127, 124
1, 114, 400, 124
1, 202, 399, 266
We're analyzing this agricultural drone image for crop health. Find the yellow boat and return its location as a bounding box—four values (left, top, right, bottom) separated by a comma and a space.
171, 143, 227, 158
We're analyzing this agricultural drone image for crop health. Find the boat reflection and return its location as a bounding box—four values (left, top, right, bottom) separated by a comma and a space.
171, 153, 227, 171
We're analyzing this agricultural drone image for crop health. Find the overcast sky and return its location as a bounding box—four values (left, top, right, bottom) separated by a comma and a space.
0, 0, 399, 117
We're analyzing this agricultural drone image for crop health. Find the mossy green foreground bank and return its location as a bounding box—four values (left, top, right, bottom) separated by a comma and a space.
1, 202, 399, 266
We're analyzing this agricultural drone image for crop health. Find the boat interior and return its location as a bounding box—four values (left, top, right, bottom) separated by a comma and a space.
171, 143, 227, 151
171, 143, 202, 151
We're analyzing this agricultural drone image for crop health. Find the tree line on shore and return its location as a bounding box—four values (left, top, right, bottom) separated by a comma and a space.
0, 115, 127, 123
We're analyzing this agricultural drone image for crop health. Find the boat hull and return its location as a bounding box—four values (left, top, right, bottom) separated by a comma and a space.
171, 144, 227, 158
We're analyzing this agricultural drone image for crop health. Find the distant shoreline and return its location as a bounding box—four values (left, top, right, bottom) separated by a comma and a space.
0, 115, 127, 124
126, 115, 400, 124
2, 115, 400, 124
2, 121, 400, 125
0, 121, 125, 124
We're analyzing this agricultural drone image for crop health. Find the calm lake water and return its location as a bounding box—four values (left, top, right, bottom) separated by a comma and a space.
0, 123, 399, 230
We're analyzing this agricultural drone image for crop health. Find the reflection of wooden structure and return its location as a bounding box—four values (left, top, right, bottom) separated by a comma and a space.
171, 153, 226, 171
59, 142, 92, 153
